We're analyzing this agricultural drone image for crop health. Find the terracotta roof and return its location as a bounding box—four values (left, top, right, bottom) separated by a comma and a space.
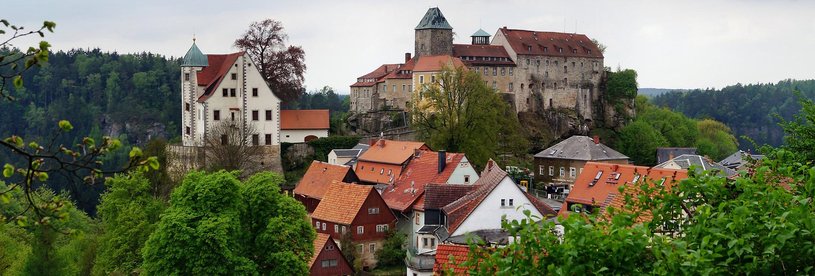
280, 109, 329, 130
558, 162, 688, 218
355, 161, 403, 185
413, 55, 467, 72
381, 151, 465, 212
311, 182, 374, 225
452, 44, 515, 66
443, 160, 507, 234
294, 161, 358, 200
358, 139, 428, 165
534, 135, 628, 161
196, 52, 243, 102
309, 233, 331, 267
350, 81, 377, 87
424, 184, 476, 210
433, 244, 472, 275
413, 194, 426, 211
499, 28, 603, 59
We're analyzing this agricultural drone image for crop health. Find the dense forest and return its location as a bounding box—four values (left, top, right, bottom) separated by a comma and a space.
651, 79, 815, 149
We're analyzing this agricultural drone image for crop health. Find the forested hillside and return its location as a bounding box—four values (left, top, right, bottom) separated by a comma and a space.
651, 79, 815, 149
0, 48, 181, 213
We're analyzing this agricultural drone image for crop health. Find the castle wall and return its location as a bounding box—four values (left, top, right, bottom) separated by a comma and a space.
415, 29, 453, 57
167, 144, 283, 181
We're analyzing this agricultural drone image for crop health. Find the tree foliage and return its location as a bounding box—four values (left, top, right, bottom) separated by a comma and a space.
94, 173, 164, 275
376, 230, 406, 268
605, 68, 638, 100
235, 19, 306, 105
141, 171, 314, 275
411, 66, 527, 168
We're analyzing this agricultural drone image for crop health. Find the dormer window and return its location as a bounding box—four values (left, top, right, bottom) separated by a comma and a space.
527, 45, 532, 51
543, 47, 548, 52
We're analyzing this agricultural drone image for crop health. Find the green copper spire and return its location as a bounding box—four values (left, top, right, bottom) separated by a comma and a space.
471, 29, 490, 37
181, 40, 208, 67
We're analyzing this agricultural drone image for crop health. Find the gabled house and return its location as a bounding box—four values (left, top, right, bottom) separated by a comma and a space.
655, 154, 736, 177
533, 135, 628, 191
407, 161, 556, 276
294, 161, 359, 213
328, 143, 370, 167
354, 139, 429, 185
309, 233, 353, 276
559, 162, 688, 218
656, 147, 697, 164
280, 109, 329, 143
720, 150, 764, 171
311, 182, 397, 269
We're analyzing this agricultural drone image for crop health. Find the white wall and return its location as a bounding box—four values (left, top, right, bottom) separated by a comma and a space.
450, 176, 542, 237
447, 156, 479, 185
280, 129, 328, 143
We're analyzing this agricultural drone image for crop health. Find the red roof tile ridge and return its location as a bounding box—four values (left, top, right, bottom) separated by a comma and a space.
196, 52, 244, 102
311, 181, 373, 225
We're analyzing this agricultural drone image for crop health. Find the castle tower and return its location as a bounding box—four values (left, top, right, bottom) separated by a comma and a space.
414, 7, 453, 58
471, 29, 491, 45
180, 40, 208, 146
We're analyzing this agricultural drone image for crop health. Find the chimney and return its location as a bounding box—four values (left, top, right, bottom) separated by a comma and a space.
369, 138, 376, 146
438, 150, 446, 173
405, 53, 412, 63
592, 135, 600, 145
377, 139, 385, 147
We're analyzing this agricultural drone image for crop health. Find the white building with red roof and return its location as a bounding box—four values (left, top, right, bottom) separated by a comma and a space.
180, 40, 281, 147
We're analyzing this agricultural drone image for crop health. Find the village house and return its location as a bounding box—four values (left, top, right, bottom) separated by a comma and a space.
327, 143, 370, 168
309, 233, 354, 276
719, 150, 764, 171
310, 182, 397, 269
293, 161, 359, 213
533, 135, 628, 191
558, 162, 688, 218
354, 139, 429, 185
379, 150, 479, 268
280, 109, 329, 143
407, 160, 556, 276
656, 147, 697, 164
655, 154, 736, 177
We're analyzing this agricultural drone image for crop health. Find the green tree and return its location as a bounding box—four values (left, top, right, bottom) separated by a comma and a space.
376, 230, 406, 268
141, 171, 314, 275
779, 95, 815, 163
617, 120, 668, 165
606, 68, 638, 100
695, 119, 738, 160
411, 66, 525, 167
94, 173, 164, 275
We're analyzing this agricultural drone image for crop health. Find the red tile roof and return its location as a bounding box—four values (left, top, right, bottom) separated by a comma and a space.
280, 109, 329, 130
380, 151, 465, 213
413, 55, 467, 72
452, 44, 515, 66
558, 162, 688, 218
499, 28, 604, 59
355, 161, 403, 185
433, 244, 472, 275
311, 181, 374, 225
358, 139, 428, 165
294, 161, 358, 200
424, 184, 477, 210
309, 233, 331, 267
196, 52, 243, 102
351, 63, 401, 87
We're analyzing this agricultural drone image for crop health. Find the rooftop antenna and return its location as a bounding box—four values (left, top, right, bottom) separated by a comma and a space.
192, 33, 196, 43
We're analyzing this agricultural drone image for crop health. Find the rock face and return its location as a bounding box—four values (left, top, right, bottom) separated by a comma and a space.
101, 114, 170, 145
347, 110, 409, 135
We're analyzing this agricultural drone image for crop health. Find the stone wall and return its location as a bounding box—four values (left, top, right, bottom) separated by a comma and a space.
414, 29, 453, 57
166, 144, 283, 181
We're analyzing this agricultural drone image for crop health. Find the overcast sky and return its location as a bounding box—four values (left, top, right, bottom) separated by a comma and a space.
6, 0, 814, 93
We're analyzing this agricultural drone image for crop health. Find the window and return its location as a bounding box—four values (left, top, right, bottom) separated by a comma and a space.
376, 224, 389, 233
222, 88, 228, 97
185, 126, 190, 135
252, 110, 259, 121
549, 166, 554, 176
230, 88, 236, 97
251, 134, 259, 146
326, 244, 334, 251
265, 134, 272, 145
501, 68, 506, 76
265, 110, 272, 121
431, 75, 435, 83
430, 238, 436, 248
559, 167, 565, 177
392, 85, 396, 92
570, 167, 576, 178
509, 199, 514, 206
492, 81, 497, 89
388, 169, 392, 175
184, 73, 190, 81
501, 199, 506, 207
185, 103, 190, 111
539, 166, 545, 176
342, 226, 346, 233
483, 67, 488, 76
231, 73, 237, 80
315, 221, 320, 228
379, 168, 384, 175
357, 226, 364, 234
221, 134, 228, 145
492, 67, 497, 76
322, 222, 326, 231
508, 82, 514, 92
370, 243, 376, 253
368, 207, 379, 215
419, 75, 424, 84
402, 84, 406, 92
509, 68, 514, 76
252, 88, 258, 97
423, 238, 428, 247
464, 175, 470, 183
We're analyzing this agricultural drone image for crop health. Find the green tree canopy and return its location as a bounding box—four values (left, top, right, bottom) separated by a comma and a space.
141, 171, 314, 275
617, 120, 668, 165
411, 66, 527, 167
